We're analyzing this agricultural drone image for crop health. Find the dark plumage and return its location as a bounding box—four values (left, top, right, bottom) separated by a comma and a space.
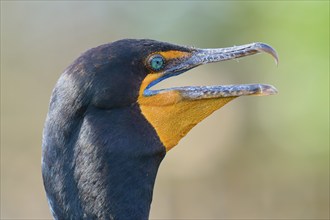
42, 39, 277, 219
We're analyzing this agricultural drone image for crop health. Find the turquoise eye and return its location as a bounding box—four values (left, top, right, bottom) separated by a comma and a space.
148, 55, 165, 71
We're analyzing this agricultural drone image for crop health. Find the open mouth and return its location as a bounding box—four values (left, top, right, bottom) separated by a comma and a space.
143, 42, 278, 99
137, 42, 278, 150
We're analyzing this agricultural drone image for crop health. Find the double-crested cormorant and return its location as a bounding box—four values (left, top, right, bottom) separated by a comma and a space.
42, 39, 277, 219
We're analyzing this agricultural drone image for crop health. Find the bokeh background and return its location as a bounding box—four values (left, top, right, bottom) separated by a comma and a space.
1, 1, 329, 219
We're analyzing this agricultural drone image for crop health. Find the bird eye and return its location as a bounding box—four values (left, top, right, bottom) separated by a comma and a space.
148, 54, 165, 72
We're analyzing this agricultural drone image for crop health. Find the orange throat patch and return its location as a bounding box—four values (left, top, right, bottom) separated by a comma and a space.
138, 74, 235, 152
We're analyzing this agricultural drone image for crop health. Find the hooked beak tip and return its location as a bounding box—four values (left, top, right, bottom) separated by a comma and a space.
253, 42, 279, 66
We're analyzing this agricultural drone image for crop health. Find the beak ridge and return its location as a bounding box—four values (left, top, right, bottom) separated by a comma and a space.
193, 42, 278, 66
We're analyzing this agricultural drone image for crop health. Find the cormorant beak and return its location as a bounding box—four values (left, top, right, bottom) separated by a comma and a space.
138, 42, 278, 151
144, 42, 278, 99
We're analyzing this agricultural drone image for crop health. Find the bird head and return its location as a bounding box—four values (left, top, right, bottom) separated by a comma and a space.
63, 39, 277, 152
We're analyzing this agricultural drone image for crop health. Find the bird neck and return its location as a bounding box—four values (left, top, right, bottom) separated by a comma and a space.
42, 104, 166, 219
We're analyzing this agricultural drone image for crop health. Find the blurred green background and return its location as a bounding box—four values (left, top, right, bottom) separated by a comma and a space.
1, 1, 329, 219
